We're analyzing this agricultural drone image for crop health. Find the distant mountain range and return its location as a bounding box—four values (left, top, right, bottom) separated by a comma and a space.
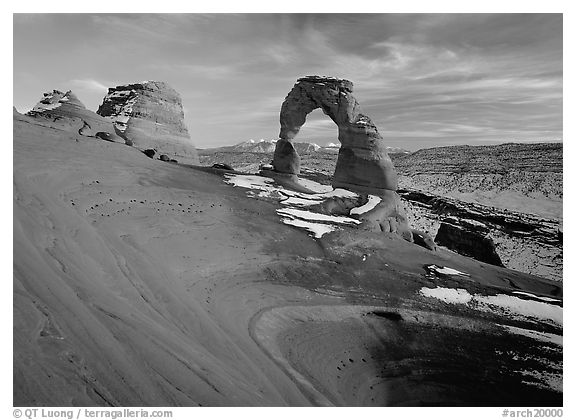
200, 139, 410, 155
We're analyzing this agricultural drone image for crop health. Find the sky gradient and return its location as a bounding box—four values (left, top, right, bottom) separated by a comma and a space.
13, 13, 563, 150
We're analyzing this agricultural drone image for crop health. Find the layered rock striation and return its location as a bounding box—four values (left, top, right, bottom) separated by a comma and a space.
26, 90, 126, 143
394, 143, 563, 220
97, 81, 199, 164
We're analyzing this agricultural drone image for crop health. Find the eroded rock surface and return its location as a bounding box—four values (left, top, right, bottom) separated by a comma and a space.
274, 76, 397, 194
26, 90, 126, 143
97, 81, 199, 164
399, 190, 563, 281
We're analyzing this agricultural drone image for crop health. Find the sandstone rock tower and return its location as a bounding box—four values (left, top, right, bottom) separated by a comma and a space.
97, 81, 199, 164
273, 76, 413, 240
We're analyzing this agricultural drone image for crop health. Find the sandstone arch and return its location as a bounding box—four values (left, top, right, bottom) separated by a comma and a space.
273, 76, 397, 195
272, 76, 415, 242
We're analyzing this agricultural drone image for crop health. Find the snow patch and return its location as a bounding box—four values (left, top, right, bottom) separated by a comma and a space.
426, 265, 470, 277
277, 208, 361, 225
420, 287, 563, 327
476, 294, 562, 326
34, 102, 62, 111
224, 174, 275, 191
279, 218, 337, 238
512, 291, 562, 304
350, 195, 381, 215
420, 287, 472, 304
502, 325, 562, 346
32, 91, 67, 112
224, 173, 364, 238
280, 196, 324, 206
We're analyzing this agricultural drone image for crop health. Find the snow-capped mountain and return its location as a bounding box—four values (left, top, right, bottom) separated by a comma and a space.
206, 139, 321, 154
322, 142, 410, 155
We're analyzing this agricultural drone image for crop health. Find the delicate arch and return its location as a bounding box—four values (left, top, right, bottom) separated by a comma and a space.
272, 76, 398, 195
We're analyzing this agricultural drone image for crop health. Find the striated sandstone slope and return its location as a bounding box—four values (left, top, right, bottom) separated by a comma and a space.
97, 81, 199, 164
14, 110, 562, 406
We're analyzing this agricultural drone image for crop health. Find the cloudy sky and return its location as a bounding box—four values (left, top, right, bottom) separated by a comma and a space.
13, 13, 562, 150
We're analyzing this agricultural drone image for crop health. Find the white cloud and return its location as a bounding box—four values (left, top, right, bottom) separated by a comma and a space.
69, 79, 109, 92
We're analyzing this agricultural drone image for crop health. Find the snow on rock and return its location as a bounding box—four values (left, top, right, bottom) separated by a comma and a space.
420, 287, 563, 327
512, 291, 562, 303
426, 264, 470, 277
277, 208, 361, 225
476, 294, 562, 326
502, 325, 562, 346
279, 217, 337, 239
224, 173, 363, 238
30, 90, 69, 112
280, 196, 324, 207
224, 174, 276, 191
420, 287, 473, 305
350, 195, 381, 215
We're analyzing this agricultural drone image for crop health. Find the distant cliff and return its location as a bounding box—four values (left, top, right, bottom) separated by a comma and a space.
394, 143, 562, 220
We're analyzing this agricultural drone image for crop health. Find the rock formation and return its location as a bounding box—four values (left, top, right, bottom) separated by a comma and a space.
435, 218, 504, 267
412, 230, 437, 251
273, 76, 397, 194
272, 76, 412, 242
97, 81, 199, 164
399, 189, 563, 281
26, 90, 126, 143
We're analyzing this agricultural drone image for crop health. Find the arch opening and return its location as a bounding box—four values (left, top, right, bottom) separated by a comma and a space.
296, 108, 339, 148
